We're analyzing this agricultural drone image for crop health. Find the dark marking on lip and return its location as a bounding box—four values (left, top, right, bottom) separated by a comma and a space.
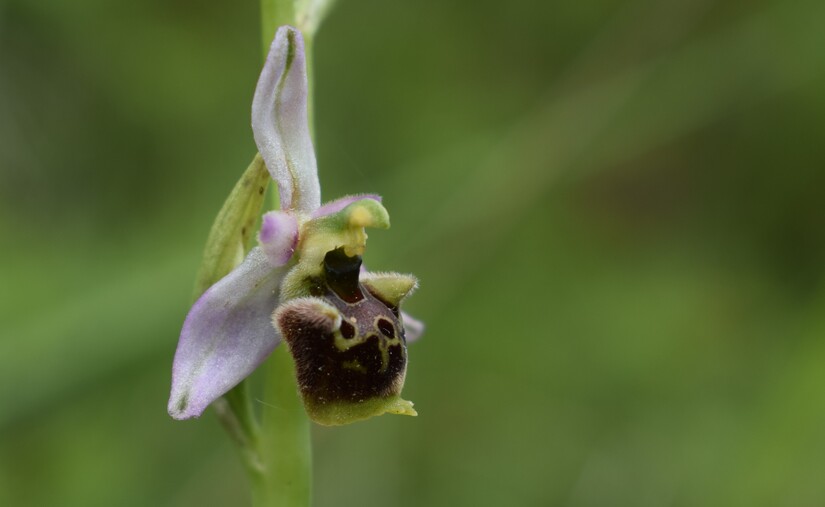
306, 276, 325, 297
323, 247, 364, 303
377, 318, 395, 338
277, 246, 411, 413
279, 276, 407, 405
340, 320, 356, 339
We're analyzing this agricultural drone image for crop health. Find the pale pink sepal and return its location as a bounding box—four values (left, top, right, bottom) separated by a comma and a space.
401, 311, 425, 343
168, 247, 286, 419
251, 26, 321, 212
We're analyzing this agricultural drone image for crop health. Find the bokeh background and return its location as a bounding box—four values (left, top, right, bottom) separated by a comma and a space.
2, 0, 825, 505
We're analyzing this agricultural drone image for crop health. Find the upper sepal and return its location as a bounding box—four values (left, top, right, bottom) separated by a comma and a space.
168, 247, 287, 420
252, 26, 320, 212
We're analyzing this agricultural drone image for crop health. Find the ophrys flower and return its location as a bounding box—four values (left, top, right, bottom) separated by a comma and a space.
168, 26, 422, 426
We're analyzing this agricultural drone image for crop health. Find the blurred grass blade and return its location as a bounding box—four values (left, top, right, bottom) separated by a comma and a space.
384, 0, 825, 314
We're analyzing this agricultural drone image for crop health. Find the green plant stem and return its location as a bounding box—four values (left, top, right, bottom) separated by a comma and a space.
261, 0, 295, 56
252, 346, 312, 506
249, 2, 314, 507
214, 382, 264, 478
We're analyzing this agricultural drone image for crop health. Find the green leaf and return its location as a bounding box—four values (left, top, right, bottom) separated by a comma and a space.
192, 154, 271, 298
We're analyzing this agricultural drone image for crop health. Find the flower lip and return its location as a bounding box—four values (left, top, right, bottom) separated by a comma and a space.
274, 277, 412, 426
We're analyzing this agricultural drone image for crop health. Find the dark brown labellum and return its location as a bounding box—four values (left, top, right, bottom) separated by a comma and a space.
276, 248, 409, 425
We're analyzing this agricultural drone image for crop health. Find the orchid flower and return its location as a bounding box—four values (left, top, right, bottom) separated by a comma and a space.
168, 26, 422, 426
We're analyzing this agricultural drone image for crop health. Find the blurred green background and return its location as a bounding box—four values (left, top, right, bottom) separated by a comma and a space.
2, 0, 825, 505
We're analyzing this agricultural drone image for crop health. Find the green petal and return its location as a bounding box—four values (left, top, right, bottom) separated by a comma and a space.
361, 272, 418, 308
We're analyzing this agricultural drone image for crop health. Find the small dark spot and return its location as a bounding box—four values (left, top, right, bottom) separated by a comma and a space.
377, 318, 395, 338
285, 30, 296, 70
340, 320, 356, 339
177, 394, 189, 412
241, 226, 247, 235
307, 276, 325, 296
259, 186, 265, 195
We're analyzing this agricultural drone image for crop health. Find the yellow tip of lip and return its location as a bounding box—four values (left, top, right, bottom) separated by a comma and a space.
387, 398, 417, 417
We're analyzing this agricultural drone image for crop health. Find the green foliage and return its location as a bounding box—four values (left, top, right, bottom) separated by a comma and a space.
192, 154, 269, 298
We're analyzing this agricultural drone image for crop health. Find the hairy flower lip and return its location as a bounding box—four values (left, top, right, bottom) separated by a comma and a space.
273, 256, 413, 426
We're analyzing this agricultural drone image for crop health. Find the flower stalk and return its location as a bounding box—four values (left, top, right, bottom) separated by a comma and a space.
256, 346, 312, 506
255, 2, 315, 505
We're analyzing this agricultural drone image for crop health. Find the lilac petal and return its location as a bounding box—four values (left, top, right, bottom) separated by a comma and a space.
168, 247, 285, 420
252, 26, 321, 212
312, 194, 382, 219
401, 311, 425, 343
259, 210, 299, 267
